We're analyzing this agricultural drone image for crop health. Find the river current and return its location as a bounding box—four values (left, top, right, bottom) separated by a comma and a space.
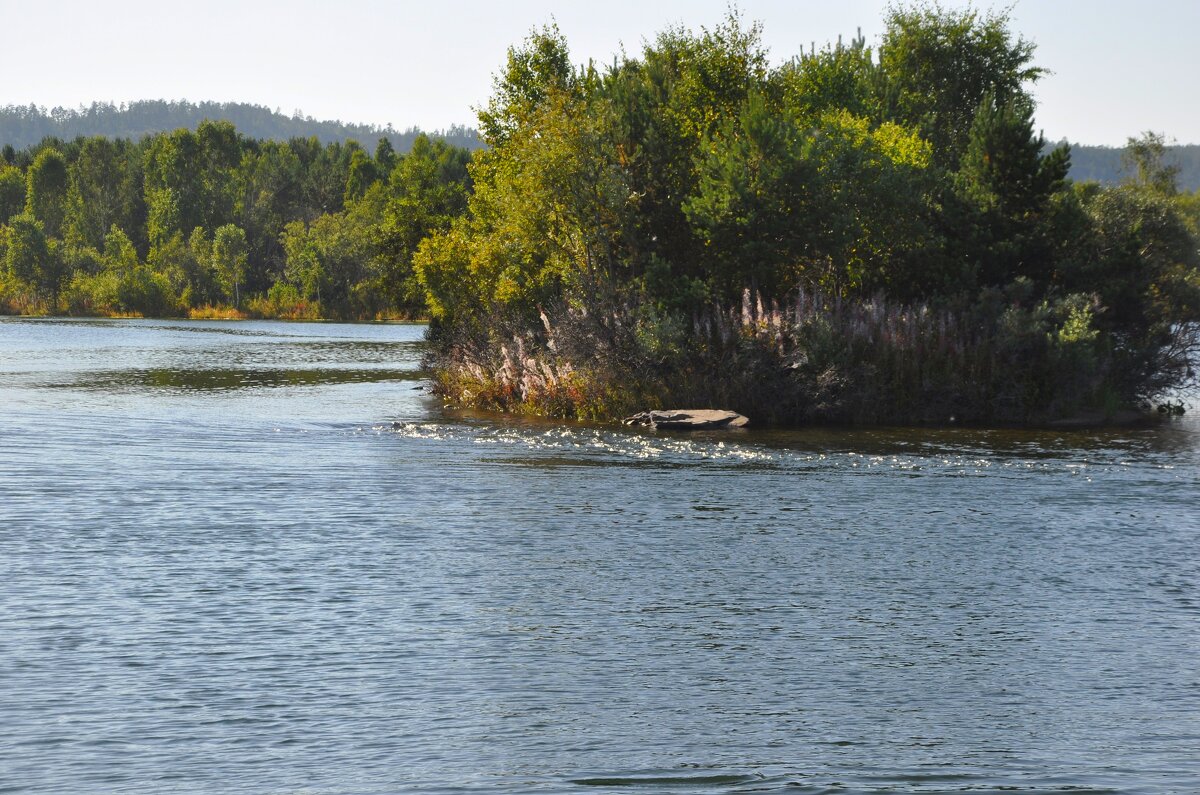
1, 317, 1197, 795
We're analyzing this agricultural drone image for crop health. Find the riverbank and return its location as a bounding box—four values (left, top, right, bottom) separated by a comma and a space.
0, 296, 426, 323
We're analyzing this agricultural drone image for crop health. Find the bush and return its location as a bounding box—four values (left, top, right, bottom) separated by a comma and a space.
242, 281, 321, 320
60, 267, 178, 317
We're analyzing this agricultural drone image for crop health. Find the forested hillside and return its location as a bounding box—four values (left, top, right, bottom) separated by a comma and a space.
1069, 143, 1200, 190
0, 101, 481, 152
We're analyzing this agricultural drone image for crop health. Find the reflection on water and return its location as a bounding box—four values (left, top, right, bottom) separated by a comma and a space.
1, 317, 1198, 795
61, 365, 422, 391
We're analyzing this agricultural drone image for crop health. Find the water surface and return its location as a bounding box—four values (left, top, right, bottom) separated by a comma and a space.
2, 317, 1198, 795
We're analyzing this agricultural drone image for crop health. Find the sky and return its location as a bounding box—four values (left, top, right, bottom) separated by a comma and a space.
2, 0, 1197, 146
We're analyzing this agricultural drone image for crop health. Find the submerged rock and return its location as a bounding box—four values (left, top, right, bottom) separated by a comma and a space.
623, 409, 749, 430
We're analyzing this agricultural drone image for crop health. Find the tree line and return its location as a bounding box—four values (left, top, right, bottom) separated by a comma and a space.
0, 124, 472, 318
7, 100, 1197, 191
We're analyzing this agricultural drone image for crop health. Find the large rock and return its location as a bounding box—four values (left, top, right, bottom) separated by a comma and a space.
623, 409, 749, 430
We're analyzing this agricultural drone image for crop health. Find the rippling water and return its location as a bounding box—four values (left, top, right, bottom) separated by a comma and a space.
2, 317, 1198, 795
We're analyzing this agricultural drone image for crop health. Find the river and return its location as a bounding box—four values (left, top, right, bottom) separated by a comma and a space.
1, 317, 1197, 795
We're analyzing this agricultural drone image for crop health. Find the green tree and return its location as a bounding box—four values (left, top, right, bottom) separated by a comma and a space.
144, 130, 202, 251
66, 137, 144, 250
0, 165, 25, 221
477, 24, 575, 147
375, 137, 397, 176
145, 186, 181, 257
1074, 186, 1200, 397
344, 146, 378, 203
25, 148, 69, 238
280, 219, 328, 306
377, 134, 472, 310
196, 120, 242, 228
614, 12, 772, 288
92, 227, 176, 317
289, 136, 353, 219
957, 94, 1068, 218
161, 225, 219, 307
144, 122, 241, 248
1123, 131, 1179, 196
951, 92, 1071, 287
419, 85, 630, 325
240, 141, 304, 292
4, 213, 51, 287
878, 6, 1042, 169
687, 103, 935, 298
775, 29, 879, 121
212, 223, 248, 306
684, 93, 820, 297
102, 225, 140, 273
1177, 189, 1200, 236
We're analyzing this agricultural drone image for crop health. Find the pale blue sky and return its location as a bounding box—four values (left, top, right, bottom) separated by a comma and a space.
2, 0, 1196, 145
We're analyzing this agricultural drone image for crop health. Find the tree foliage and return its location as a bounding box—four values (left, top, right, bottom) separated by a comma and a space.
25, 149, 69, 238
0, 120, 474, 318
0, 165, 26, 221
877, 5, 1042, 169
212, 224, 249, 306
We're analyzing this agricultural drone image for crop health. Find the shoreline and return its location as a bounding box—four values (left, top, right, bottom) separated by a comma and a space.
0, 310, 431, 325
437, 400, 1176, 434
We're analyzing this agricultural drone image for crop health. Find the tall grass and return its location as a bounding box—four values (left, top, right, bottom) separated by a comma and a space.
0, 279, 53, 316
429, 285, 1190, 425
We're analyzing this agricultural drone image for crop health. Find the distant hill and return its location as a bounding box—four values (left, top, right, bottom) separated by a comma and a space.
0, 100, 482, 152
1055, 142, 1200, 192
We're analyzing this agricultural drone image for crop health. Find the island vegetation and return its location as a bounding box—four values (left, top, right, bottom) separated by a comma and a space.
2, 5, 1198, 425
414, 6, 1200, 425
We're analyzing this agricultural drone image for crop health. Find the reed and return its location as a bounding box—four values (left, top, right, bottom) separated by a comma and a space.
428, 285, 1187, 425
187, 304, 249, 320
0, 279, 52, 316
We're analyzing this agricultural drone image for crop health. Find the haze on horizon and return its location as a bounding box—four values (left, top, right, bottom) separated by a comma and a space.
2, 0, 1196, 147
